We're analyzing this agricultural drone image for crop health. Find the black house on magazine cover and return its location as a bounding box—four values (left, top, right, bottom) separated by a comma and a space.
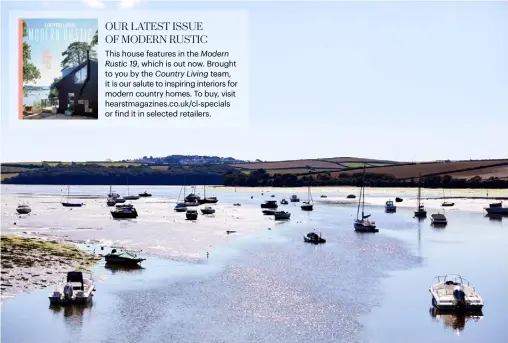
54, 51, 98, 118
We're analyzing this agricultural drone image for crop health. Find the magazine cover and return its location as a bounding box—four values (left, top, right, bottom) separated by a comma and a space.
20, 18, 98, 119
1, 1, 507, 343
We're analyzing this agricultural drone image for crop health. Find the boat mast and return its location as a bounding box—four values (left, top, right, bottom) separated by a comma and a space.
203, 176, 206, 199
417, 173, 421, 209
357, 165, 366, 220
67, 185, 70, 201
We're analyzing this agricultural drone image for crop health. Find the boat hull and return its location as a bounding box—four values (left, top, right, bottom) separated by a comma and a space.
49, 295, 92, 305
175, 207, 187, 212
62, 203, 83, 207
354, 222, 378, 232
105, 256, 145, 265
485, 207, 508, 215
111, 211, 138, 219
431, 295, 483, 312
301, 205, 313, 211
16, 209, 31, 214
261, 203, 278, 209
385, 207, 396, 213
201, 210, 215, 215
186, 213, 198, 220
303, 237, 326, 244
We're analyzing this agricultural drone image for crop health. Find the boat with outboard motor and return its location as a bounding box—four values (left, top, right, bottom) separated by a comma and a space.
48, 271, 95, 305
429, 275, 483, 312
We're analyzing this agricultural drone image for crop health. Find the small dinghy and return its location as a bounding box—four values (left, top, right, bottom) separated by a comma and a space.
16, 204, 31, 214
280, 199, 289, 205
261, 200, 278, 209
431, 213, 447, 226
111, 204, 138, 219
395, 197, 403, 203
174, 203, 188, 212
274, 211, 291, 220
201, 206, 215, 215
429, 275, 483, 312
186, 209, 198, 220
49, 271, 95, 305
347, 194, 356, 199
385, 200, 397, 213
303, 232, 326, 244
105, 249, 145, 265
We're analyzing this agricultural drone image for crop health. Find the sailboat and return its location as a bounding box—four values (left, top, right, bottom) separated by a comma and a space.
61, 185, 83, 207
300, 185, 313, 211
354, 165, 378, 232
124, 177, 140, 200
414, 175, 427, 218
197, 178, 218, 204
442, 190, 454, 207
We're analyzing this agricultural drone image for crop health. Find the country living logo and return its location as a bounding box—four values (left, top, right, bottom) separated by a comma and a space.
27, 22, 94, 42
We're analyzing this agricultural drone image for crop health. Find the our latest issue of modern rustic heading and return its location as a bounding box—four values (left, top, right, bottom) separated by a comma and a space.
105, 21, 208, 44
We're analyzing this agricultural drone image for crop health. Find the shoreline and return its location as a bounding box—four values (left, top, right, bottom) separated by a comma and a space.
0, 235, 101, 300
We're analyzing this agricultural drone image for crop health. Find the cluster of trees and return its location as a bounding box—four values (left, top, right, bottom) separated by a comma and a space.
223, 169, 508, 189
3, 163, 233, 185
130, 155, 246, 165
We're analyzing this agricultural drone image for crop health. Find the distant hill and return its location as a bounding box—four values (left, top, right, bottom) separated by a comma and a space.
229, 157, 508, 181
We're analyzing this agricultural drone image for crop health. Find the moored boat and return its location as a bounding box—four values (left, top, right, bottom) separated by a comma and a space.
431, 213, 447, 226
290, 194, 300, 202
111, 204, 138, 219
354, 165, 378, 232
261, 200, 278, 209
300, 186, 314, 211
105, 249, 145, 265
303, 232, 326, 244
274, 211, 291, 220
186, 209, 198, 220
16, 204, 31, 214
138, 191, 152, 197
429, 275, 483, 312
414, 177, 427, 218
262, 209, 276, 215
484, 202, 508, 215
61, 185, 83, 207
280, 199, 288, 205
48, 271, 95, 305
174, 203, 188, 212
201, 206, 215, 215
385, 200, 397, 213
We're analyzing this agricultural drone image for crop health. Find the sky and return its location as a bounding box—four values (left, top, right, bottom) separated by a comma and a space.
23, 18, 98, 86
1, 0, 507, 162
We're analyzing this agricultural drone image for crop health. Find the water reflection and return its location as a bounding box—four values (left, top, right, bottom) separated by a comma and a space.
49, 303, 92, 325
485, 214, 505, 221
104, 263, 145, 274
429, 307, 483, 334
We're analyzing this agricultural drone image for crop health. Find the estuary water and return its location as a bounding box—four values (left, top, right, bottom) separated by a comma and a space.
1, 185, 507, 343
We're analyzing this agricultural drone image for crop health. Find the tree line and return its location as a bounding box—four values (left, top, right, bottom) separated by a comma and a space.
2, 164, 231, 185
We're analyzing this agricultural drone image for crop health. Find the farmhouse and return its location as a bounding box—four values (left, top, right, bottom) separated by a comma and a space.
54, 51, 98, 118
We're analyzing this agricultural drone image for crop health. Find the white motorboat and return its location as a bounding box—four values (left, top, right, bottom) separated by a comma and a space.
16, 204, 31, 214
49, 271, 95, 305
431, 213, 448, 225
274, 211, 291, 220
484, 202, 508, 215
429, 275, 483, 312
385, 200, 397, 213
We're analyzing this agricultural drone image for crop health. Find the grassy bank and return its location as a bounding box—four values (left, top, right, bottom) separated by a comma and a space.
0, 235, 101, 298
